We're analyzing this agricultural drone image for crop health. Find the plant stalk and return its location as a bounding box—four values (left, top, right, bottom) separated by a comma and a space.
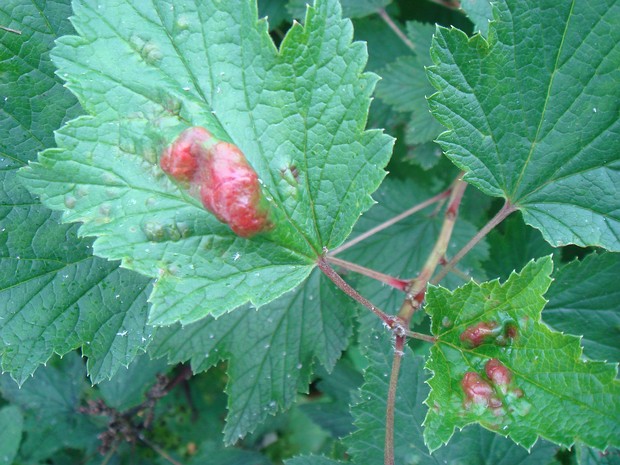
329, 188, 451, 257
397, 179, 467, 323
377, 9, 415, 51
431, 200, 517, 285
326, 256, 409, 291
317, 257, 394, 327
385, 334, 405, 465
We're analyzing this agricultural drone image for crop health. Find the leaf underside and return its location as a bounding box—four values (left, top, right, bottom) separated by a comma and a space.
18, 0, 392, 324
427, 0, 620, 251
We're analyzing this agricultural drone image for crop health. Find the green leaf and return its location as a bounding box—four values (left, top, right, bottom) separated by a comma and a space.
576, 443, 620, 465
0, 353, 100, 461
545, 252, 620, 363
0, 0, 153, 384
18, 0, 392, 325
288, 0, 391, 19
0, 405, 22, 465
286, 456, 345, 465
376, 22, 444, 147
344, 330, 558, 465
97, 353, 170, 411
189, 441, 273, 465
427, 1, 620, 251
424, 257, 620, 451
483, 215, 556, 281
460, 0, 493, 36
150, 269, 355, 443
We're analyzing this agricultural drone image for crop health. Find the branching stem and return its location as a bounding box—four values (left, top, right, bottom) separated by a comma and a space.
329, 188, 451, 256
317, 257, 394, 327
377, 8, 415, 52
431, 200, 517, 285
326, 256, 408, 291
397, 178, 467, 323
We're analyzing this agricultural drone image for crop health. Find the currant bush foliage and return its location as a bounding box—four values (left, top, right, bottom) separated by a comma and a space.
1, 0, 619, 463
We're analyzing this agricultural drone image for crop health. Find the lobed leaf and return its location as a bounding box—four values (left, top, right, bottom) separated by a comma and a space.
18, 0, 392, 324
424, 257, 620, 451
427, 0, 620, 251
150, 269, 355, 442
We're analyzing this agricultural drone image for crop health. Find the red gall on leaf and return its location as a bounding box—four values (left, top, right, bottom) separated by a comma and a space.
160, 127, 273, 238
485, 358, 512, 387
461, 372, 502, 408
160, 127, 212, 182
459, 321, 500, 348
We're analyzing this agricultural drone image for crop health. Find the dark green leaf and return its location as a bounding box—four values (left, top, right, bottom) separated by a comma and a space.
545, 252, 620, 363
483, 215, 556, 281
0, 405, 22, 465
0, 0, 153, 384
150, 269, 355, 443
0, 353, 100, 461
286, 456, 345, 465
427, 1, 620, 250
424, 257, 620, 451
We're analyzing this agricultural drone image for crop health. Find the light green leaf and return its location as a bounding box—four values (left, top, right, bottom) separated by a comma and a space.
424, 257, 620, 451
0, 0, 153, 384
288, 0, 391, 19
460, 0, 493, 36
545, 252, 620, 363
19, 0, 392, 325
427, 1, 620, 251
0, 405, 22, 465
344, 329, 558, 464
150, 269, 355, 442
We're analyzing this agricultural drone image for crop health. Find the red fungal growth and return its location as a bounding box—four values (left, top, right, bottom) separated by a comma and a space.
160, 127, 272, 238
198, 142, 272, 238
461, 372, 500, 407
460, 321, 499, 348
160, 127, 212, 182
485, 359, 512, 386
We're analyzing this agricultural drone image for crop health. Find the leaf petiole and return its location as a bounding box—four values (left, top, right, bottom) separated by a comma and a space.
325, 256, 409, 291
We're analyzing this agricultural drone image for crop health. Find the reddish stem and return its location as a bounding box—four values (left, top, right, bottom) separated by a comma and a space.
431, 200, 517, 285
329, 188, 451, 256
385, 335, 405, 465
326, 256, 409, 291
317, 257, 394, 327
377, 9, 415, 51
